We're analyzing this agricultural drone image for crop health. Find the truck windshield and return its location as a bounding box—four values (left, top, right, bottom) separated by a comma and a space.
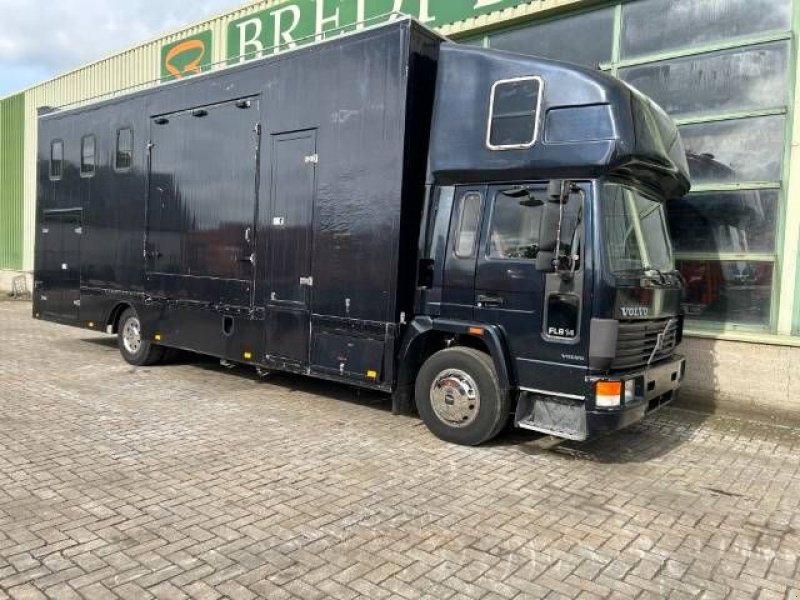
601, 182, 673, 274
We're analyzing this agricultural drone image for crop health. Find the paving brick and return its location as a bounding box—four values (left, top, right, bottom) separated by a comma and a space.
2, 300, 800, 599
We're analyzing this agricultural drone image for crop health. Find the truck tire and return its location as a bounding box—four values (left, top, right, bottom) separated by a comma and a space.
415, 347, 510, 446
117, 308, 165, 366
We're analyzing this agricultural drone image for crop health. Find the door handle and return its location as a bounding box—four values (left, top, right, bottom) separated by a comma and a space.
238, 253, 255, 265
477, 294, 505, 307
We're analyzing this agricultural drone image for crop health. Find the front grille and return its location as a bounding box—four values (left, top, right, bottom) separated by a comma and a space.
611, 318, 679, 370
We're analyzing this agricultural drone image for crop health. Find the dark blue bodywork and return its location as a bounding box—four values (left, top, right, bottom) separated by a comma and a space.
34, 19, 690, 440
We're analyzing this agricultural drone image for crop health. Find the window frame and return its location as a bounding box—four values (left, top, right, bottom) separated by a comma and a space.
80, 134, 96, 178
114, 127, 134, 173
486, 75, 544, 151
453, 191, 483, 258
49, 139, 64, 181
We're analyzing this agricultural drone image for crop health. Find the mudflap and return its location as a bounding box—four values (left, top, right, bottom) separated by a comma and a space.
515, 392, 588, 441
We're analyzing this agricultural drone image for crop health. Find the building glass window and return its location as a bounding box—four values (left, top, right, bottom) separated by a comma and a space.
487, 77, 541, 149
115, 127, 133, 171
80, 135, 95, 177
454, 192, 482, 257
621, 0, 791, 59
49, 140, 63, 180
680, 115, 785, 185
668, 190, 778, 254
489, 7, 614, 68
678, 260, 773, 326
619, 41, 789, 118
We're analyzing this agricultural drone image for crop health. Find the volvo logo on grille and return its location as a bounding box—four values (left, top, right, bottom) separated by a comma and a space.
621, 305, 649, 317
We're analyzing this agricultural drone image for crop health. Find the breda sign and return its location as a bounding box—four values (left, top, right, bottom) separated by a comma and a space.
160, 0, 530, 79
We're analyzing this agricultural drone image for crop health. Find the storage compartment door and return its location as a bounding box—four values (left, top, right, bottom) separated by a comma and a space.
39, 209, 82, 322
146, 97, 260, 308
264, 130, 317, 365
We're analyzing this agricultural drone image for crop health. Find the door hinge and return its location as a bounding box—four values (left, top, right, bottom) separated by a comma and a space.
73, 299, 81, 307
254, 123, 262, 134
304, 153, 319, 164
74, 226, 83, 235
299, 276, 313, 287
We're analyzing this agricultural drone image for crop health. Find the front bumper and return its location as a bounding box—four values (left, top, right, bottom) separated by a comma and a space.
587, 354, 686, 434
516, 354, 685, 440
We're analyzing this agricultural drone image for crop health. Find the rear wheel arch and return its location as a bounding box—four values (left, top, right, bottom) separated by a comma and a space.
106, 302, 132, 334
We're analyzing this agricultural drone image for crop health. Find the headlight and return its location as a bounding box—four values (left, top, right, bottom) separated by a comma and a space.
625, 379, 636, 404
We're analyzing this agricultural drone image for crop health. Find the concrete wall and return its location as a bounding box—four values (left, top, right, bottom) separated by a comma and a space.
677, 337, 800, 424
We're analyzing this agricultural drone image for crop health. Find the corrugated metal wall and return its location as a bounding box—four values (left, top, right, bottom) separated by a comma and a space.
0, 93, 25, 270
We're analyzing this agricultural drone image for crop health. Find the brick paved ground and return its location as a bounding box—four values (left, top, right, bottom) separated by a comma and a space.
1, 300, 799, 599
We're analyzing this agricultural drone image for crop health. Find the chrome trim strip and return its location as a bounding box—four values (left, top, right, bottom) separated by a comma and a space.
519, 386, 585, 401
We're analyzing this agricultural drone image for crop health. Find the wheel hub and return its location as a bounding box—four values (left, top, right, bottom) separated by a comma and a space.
430, 368, 480, 428
122, 317, 142, 355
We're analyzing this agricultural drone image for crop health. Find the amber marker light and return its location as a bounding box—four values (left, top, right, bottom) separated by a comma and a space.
468, 326, 484, 335
595, 380, 622, 408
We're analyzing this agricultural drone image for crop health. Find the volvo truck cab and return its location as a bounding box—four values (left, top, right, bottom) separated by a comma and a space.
403, 43, 690, 445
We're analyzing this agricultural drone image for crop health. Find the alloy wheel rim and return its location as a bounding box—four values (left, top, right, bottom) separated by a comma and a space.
429, 368, 480, 428
122, 316, 142, 355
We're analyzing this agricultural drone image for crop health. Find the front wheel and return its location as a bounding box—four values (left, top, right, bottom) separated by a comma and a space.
117, 308, 165, 366
415, 347, 509, 446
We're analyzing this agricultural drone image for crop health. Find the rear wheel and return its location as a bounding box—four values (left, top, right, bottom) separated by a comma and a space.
415, 347, 509, 446
117, 308, 165, 366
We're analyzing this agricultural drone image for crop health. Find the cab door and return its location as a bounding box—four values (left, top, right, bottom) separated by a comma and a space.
473, 182, 586, 395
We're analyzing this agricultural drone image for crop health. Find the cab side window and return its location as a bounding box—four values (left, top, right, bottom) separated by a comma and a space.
488, 191, 543, 259
454, 192, 482, 257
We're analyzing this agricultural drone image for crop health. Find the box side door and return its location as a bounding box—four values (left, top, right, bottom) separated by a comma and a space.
145, 97, 260, 309
264, 129, 317, 365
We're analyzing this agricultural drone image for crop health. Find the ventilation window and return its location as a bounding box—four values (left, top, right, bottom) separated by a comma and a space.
115, 127, 133, 171
454, 192, 482, 258
49, 140, 63, 180
80, 135, 96, 177
487, 76, 543, 150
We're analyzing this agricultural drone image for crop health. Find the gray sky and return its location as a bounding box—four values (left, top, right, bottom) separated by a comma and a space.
0, 0, 247, 97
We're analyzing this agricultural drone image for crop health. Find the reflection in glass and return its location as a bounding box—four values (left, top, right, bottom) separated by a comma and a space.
679, 115, 785, 184
489, 7, 614, 68
667, 190, 777, 253
678, 260, 772, 325
620, 42, 788, 118
621, 0, 791, 58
